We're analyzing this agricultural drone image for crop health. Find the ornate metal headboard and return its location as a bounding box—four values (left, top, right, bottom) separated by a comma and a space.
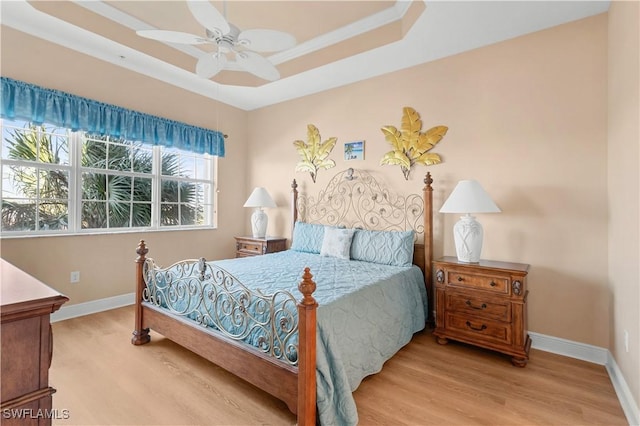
290, 168, 434, 325
292, 168, 426, 239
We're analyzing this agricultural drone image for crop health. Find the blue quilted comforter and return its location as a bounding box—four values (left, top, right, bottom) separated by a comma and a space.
148, 250, 426, 425
214, 250, 427, 426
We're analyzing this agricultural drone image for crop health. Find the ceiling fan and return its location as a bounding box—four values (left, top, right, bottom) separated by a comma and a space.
136, 0, 296, 81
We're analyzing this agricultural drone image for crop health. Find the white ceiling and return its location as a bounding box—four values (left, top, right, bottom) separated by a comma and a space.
1, 0, 610, 111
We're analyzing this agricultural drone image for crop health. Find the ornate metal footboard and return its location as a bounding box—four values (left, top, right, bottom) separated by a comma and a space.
132, 240, 318, 426
142, 256, 300, 365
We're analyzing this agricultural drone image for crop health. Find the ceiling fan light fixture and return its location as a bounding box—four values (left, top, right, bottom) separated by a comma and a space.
137, 0, 295, 82
204, 28, 224, 41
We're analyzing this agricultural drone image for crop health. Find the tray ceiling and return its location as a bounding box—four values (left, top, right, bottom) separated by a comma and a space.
1, 1, 609, 110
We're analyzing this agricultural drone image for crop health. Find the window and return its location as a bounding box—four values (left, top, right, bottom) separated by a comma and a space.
1, 119, 216, 236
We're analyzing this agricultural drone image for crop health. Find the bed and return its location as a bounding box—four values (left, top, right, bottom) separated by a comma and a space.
131, 168, 435, 426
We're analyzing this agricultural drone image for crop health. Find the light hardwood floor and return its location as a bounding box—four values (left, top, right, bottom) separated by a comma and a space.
50, 306, 627, 425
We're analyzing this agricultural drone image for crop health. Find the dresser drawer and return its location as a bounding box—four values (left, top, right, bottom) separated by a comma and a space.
445, 312, 512, 345
237, 241, 263, 255
445, 292, 511, 322
447, 270, 510, 294
235, 237, 287, 258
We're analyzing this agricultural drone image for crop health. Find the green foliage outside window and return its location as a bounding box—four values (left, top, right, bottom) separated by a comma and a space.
1, 122, 203, 232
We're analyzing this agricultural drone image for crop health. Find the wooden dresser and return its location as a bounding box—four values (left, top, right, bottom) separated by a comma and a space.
235, 236, 287, 258
1, 259, 68, 424
432, 256, 530, 367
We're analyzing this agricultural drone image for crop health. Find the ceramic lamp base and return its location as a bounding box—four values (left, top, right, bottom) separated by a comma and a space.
453, 214, 483, 263
251, 208, 268, 238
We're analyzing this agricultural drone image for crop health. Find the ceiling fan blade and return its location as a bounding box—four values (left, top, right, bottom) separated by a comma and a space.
195, 52, 227, 79
235, 51, 280, 81
238, 29, 296, 52
186, 0, 230, 36
136, 30, 210, 45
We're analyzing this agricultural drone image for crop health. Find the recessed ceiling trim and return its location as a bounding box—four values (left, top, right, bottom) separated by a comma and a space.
73, 0, 411, 68
3, 0, 610, 112
72, 1, 205, 59
271, 0, 411, 64
71, 0, 251, 72
1, 0, 251, 109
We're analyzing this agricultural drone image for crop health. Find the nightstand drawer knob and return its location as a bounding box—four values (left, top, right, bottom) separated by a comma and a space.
465, 321, 487, 332
490, 281, 497, 287
465, 300, 487, 310
457, 276, 464, 282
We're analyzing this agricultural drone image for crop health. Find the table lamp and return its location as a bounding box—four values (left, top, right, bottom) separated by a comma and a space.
439, 180, 501, 263
243, 187, 277, 238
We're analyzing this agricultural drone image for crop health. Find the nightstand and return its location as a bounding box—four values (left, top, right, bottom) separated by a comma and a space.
235, 236, 287, 258
432, 256, 531, 367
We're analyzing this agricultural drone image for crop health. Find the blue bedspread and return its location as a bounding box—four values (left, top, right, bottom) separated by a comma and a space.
212, 250, 427, 426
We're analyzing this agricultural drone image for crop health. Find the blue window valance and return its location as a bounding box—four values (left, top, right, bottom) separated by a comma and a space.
0, 77, 225, 157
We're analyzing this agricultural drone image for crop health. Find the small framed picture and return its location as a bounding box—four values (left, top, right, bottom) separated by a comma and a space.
344, 141, 365, 161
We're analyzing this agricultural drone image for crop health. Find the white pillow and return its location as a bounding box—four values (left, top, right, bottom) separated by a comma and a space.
320, 226, 355, 259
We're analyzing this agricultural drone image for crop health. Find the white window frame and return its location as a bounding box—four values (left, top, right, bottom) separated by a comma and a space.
0, 119, 217, 237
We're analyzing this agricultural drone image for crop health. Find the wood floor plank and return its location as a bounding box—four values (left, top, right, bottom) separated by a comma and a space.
49, 307, 626, 425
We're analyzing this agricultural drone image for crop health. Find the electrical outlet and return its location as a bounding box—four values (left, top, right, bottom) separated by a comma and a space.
624, 330, 629, 353
70, 271, 80, 283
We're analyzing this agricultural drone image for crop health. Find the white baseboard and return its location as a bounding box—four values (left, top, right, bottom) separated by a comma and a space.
51, 292, 135, 323
50, 299, 639, 425
529, 331, 609, 365
606, 353, 640, 426
530, 331, 639, 426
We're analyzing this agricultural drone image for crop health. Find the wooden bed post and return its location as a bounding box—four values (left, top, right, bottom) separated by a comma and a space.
291, 179, 299, 239
423, 173, 434, 326
132, 240, 150, 345
297, 267, 317, 426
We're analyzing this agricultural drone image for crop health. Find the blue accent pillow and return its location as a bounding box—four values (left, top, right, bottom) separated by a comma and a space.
350, 229, 415, 266
290, 222, 325, 254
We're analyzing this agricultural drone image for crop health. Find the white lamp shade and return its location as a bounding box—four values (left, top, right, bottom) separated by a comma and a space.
243, 187, 276, 208
440, 180, 500, 263
439, 180, 501, 213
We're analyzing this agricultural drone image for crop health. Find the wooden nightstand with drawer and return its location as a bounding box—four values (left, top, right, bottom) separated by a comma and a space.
432, 256, 531, 367
235, 236, 287, 258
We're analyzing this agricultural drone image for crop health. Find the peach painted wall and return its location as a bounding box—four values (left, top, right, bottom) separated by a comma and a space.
247, 14, 610, 347
0, 28, 249, 305
608, 0, 640, 411
0, 6, 628, 371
